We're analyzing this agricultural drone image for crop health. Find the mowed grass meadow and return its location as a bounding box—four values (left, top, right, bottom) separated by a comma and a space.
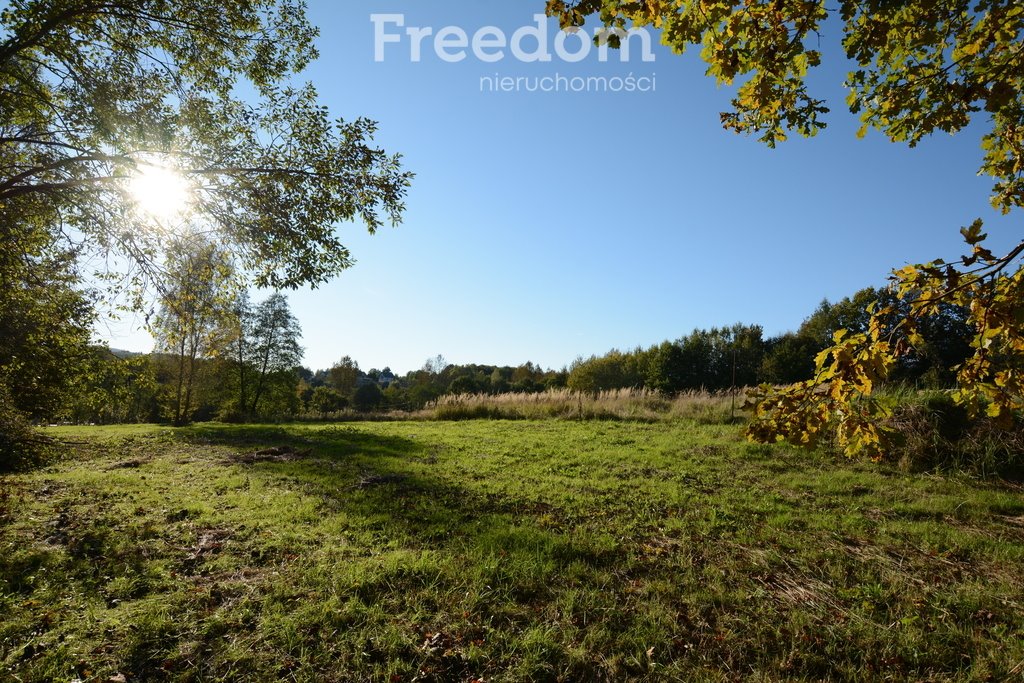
2, 418, 1024, 681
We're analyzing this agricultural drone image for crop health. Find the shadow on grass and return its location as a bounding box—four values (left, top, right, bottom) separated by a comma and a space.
178, 422, 620, 566
183, 422, 424, 460
8, 423, 1024, 681
165, 424, 627, 678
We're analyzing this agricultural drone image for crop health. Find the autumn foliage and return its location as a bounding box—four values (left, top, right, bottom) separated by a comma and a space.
547, 0, 1024, 459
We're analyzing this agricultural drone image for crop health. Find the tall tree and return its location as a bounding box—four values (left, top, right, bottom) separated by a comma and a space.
151, 238, 232, 425
328, 356, 362, 397
0, 210, 95, 462
0, 0, 411, 294
223, 290, 255, 420
567, 350, 645, 393
0, 217, 94, 435
248, 293, 302, 416
0, 0, 411, 447
68, 349, 158, 425
645, 341, 686, 394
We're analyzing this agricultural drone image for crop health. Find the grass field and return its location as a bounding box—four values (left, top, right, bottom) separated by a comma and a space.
2, 420, 1023, 681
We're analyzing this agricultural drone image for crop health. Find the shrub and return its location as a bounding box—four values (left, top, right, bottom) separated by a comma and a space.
0, 387, 51, 471
353, 383, 385, 412
886, 392, 1024, 477
309, 386, 348, 413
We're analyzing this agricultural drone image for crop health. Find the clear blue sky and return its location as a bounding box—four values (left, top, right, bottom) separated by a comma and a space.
103, 0, 1020, 374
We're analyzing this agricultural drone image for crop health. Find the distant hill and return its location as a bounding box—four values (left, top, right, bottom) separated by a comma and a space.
109, 348, 144, 359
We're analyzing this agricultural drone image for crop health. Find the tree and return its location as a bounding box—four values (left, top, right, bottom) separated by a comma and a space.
68, 349, 159, 424
328, 356, 362, 396
489, 368, 511, 394
448, 374, 480, 395
423, 355, 450, 377
760, 334, 817, 386
151, 238, 232, 425
353, 383, 384, 413
727, 324, 766, 389
222, 291, 255, 421
248, 293, 302, 417
0, 217, 95, 461
547, 1, 1024, 457
567, 350, 643, 393
309, 386, 347, 414
0, 1, 411, 447
511, 362, 543, 392
547, 1, 1022, 188
798, 287, 974, 387
666, 325, 764, 391
1, 0, 412, 295
798, 291, 881, 350
0, 220, 95, 423
0, 212, 96, 462
646, 341, 688, 393
889, 299, 973, 388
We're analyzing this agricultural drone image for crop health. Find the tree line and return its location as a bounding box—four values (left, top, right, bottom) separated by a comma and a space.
44, 280, 974, 429
63, 350, 571, 425
565, 287, 972, 395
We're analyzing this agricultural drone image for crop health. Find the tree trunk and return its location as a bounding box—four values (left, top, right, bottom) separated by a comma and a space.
250, 328, 275, 416
183, 332, 199, 425
173, 331, 187, 426
237, 328, 246, 418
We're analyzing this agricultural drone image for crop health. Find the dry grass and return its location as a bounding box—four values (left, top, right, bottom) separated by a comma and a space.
885, 399, 1024, 476
420, 387, 743, 423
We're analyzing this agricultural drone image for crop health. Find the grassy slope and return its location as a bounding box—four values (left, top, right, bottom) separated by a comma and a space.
2, 421, 1023, 682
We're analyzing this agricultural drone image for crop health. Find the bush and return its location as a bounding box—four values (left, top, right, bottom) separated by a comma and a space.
887, 393, 1024, 477
922, 393, 971, 441
353, 383, 384, 412
309, 386, 348, 413
216, 399, 249, 424
0, 387, 51, 471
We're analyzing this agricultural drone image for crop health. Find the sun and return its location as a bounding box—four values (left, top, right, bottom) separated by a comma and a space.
126, 161, 194, 224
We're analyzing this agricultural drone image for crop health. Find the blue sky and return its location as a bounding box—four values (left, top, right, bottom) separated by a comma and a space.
103, 0, 1020, 374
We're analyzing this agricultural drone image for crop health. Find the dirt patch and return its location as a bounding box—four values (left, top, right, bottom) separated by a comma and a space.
693, 444, 728, 457
176, 527, 234, 575
231, 445, 311, 464
106, 458, 150, 470
190, 528, 231, 558
43, 507, 75, 546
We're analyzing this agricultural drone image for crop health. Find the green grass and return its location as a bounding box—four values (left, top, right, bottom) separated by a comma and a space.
2, 420, 1024, 681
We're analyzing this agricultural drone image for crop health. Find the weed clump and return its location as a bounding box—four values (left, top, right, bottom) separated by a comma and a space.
886, 392, 1024, 476
0, 387, 55, 472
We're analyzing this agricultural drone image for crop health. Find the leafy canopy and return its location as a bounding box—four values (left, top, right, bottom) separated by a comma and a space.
0, 0, 412, 293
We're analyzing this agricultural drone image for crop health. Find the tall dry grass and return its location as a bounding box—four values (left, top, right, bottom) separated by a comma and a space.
419, 387, 743, 424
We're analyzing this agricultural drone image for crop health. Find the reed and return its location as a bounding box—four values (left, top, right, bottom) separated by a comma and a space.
420, 387, 740, 423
